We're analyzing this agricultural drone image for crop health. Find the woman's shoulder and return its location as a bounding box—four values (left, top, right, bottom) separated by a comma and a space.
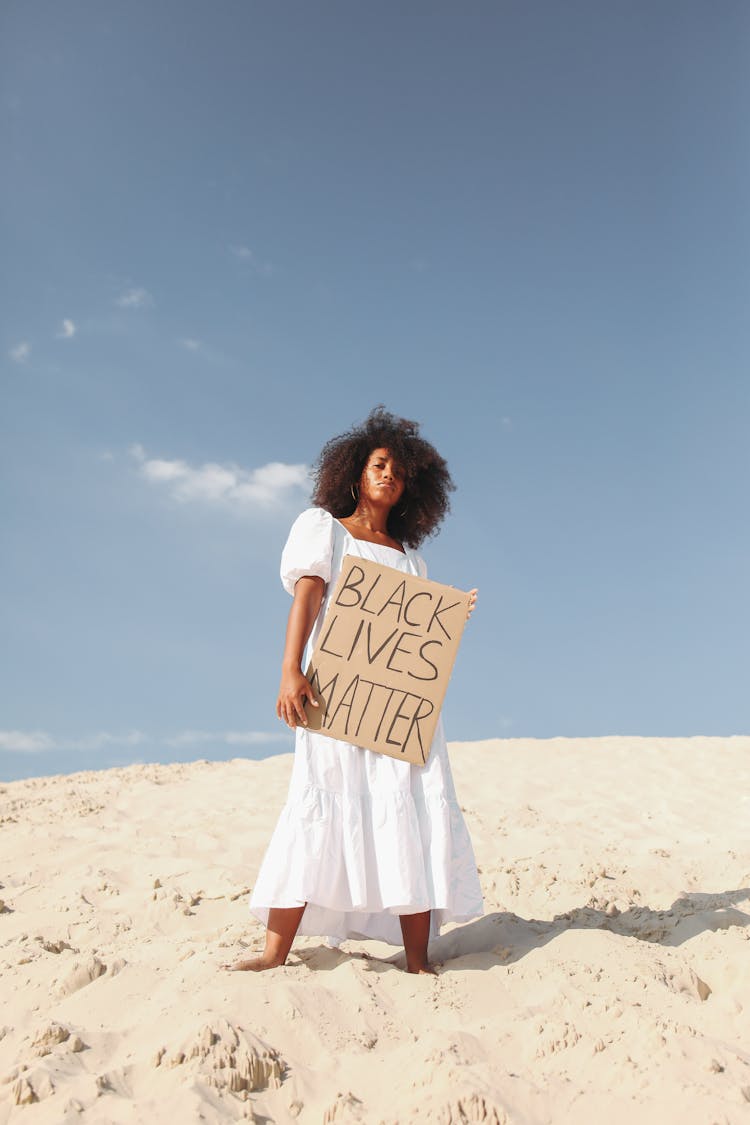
285, 506, 337, 538
280, 508, 337, 595
291, 505, 333, 526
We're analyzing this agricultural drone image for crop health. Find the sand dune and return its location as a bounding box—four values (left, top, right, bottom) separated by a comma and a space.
1, 736, 749, 1123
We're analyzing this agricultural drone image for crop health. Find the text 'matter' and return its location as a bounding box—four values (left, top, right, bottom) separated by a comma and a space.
304, 555, 470, 765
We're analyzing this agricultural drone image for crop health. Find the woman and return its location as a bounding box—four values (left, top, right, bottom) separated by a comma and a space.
232, 407, 483, 974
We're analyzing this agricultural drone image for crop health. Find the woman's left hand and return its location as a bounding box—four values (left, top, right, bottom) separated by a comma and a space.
466, 588, 478, 620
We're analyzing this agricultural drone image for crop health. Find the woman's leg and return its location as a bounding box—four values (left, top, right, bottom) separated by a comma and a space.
227, 904, 306, 971
399, 909, 437, 975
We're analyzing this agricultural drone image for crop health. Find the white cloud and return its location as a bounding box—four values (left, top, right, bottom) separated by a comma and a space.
0, 729, 146, 754
164, 730, 289, 748
229, 245, 275, 276
130, 444, 310, 510
179, 337, 201, 351
116, 287, 153, 309
0, 730, 55, 752
57, 318, 76, 339
0, 728, 289, 754
9, 341, 30, 363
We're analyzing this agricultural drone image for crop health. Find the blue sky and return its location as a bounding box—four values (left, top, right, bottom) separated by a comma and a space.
2, 1, 748, 781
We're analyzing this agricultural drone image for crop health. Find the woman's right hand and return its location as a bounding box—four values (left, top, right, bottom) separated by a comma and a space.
276, 666, 319, 729
275, 574, 326, 729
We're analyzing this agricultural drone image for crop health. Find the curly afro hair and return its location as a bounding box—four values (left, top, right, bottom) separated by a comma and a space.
311, 406, 454, 548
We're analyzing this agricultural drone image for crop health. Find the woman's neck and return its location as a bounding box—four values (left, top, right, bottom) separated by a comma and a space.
348, 502, 390, 535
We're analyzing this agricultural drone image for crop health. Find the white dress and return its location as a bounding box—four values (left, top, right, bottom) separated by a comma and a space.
249, 508, 484, 947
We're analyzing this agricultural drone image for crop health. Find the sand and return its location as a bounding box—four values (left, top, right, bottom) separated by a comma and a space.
1, 736, 749, 1124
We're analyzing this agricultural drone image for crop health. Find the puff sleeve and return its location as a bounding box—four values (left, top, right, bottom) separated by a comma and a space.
411, 551, 428, 580
280, 508, 335, 596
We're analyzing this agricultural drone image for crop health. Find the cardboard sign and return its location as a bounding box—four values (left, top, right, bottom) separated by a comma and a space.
304, 555, 470, 765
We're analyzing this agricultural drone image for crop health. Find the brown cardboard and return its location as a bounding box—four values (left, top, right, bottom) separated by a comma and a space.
304, 555, 470, 765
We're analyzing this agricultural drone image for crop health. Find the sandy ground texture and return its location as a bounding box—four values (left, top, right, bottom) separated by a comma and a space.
1, 736, 749, 1125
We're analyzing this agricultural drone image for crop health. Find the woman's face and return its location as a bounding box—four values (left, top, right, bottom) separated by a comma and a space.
359, 447, 405, 507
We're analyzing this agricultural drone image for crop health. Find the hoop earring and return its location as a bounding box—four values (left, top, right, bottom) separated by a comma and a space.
350, 482, 359, 502
399, 503, 408, 517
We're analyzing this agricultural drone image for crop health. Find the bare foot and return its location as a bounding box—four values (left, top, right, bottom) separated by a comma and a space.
221, 955, 284, 972
405, 961, 439, 976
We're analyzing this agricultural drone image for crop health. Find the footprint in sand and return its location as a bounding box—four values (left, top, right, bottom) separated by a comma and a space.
152, 1017, 283, 1096
56, 956, 106, 998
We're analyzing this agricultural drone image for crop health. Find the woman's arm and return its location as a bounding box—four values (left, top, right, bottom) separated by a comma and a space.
276, 575, 326, 728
